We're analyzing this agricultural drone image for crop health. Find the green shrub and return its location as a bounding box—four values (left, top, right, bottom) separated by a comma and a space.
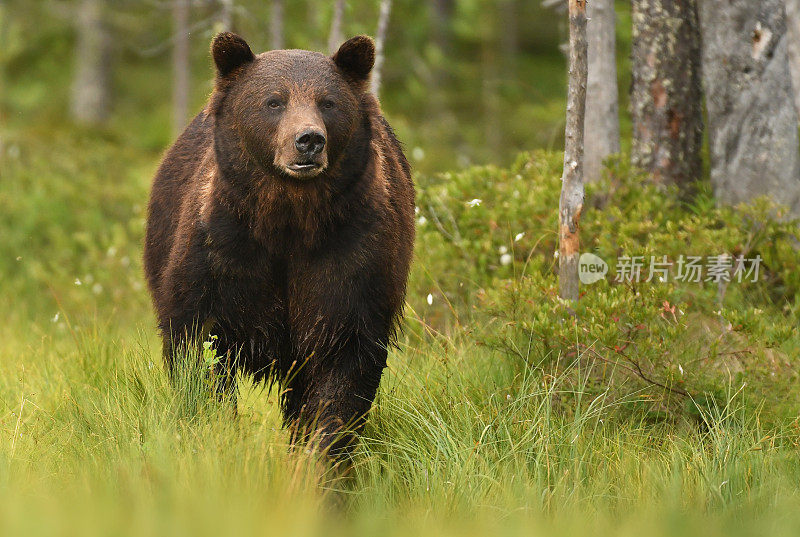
411, 152, 800, 422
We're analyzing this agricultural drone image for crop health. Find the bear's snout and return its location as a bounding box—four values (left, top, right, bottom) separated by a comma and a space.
275, 106, 329, 178
295, 128, 326, 157
284, 125, 328, 175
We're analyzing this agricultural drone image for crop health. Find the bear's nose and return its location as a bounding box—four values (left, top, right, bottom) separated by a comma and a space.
295, 129, 326, 156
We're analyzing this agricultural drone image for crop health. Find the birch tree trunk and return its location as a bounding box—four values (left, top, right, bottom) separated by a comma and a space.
71, 0, 111, 126
306, 2, 322, 50
559, 0, 588, 302
699, 0, 800, 216
784, 0, 800, 117
219, 0, 234, 32
584, 0, 620, 183
630, 0, 703, 186
270, 0, 284, 50
371, 0, 392, 95
172, 0, 190, 137
328, 0, 345, 54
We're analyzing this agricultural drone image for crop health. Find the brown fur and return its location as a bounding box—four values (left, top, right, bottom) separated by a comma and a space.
143, 33, 415, 457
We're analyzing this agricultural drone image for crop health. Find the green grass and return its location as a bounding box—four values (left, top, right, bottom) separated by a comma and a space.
3, 305, 800, 537
1, 309, 800, 537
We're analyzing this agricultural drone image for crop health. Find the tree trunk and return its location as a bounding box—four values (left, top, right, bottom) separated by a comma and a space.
328, 0, 345, 54
70, 0, 112, 126
499, 0, 518, 78
630, 0, 703, 186
699, 0, 800, 216
786, 0, 800, 118
270, 0, 284, 50
584, 0, 620, 183
428, 0, 455, 139
219, 0, 234, 32
371, 0, 392, 96
305, 2, 323, 50
559, 0, 588, 302
481, 27, 502, 157
431, 0, 454, 55
172, 0, 190, 137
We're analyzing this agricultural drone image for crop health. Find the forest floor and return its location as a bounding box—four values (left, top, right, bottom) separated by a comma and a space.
2, 119, 800, 536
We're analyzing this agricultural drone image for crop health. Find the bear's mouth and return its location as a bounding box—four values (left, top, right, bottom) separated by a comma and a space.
285, 161, 325, 178
287, 162, 321, 172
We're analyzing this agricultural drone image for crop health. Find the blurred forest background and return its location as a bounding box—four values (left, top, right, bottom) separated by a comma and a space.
1, 0, 625, 174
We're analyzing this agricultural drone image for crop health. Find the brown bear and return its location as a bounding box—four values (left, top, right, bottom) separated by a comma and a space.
143, 32, 415, 457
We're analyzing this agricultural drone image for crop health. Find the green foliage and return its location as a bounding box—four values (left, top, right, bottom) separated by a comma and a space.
412, 152, 800, 422
0, 129, 150, 325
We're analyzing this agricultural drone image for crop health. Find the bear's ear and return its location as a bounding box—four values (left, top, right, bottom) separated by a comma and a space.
332, 35, 375, 82
211, 32, 255, 77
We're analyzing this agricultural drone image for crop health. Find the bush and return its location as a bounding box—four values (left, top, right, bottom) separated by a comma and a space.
411, 152, 800, 422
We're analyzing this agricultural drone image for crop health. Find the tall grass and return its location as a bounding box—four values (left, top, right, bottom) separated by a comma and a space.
1, 309, 799, 535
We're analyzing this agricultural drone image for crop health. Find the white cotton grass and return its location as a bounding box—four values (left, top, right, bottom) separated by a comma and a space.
467, 199, 482, 207
427, 293, 433, 306
500, 253, 513, 266
415, 206, 427, 226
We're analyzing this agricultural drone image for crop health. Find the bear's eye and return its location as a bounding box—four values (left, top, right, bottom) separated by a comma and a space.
266, 99, 283, 110
320, 99, 335, 110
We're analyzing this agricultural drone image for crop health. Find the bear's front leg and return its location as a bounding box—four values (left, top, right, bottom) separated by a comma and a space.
284, 268, 397, 459
283, 227, 407, 460
287, 332, 388, 459
156, 259, 238, 407
161, 317, 239, 406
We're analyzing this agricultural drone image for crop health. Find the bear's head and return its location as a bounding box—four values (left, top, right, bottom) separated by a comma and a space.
209, 32, 375, 181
